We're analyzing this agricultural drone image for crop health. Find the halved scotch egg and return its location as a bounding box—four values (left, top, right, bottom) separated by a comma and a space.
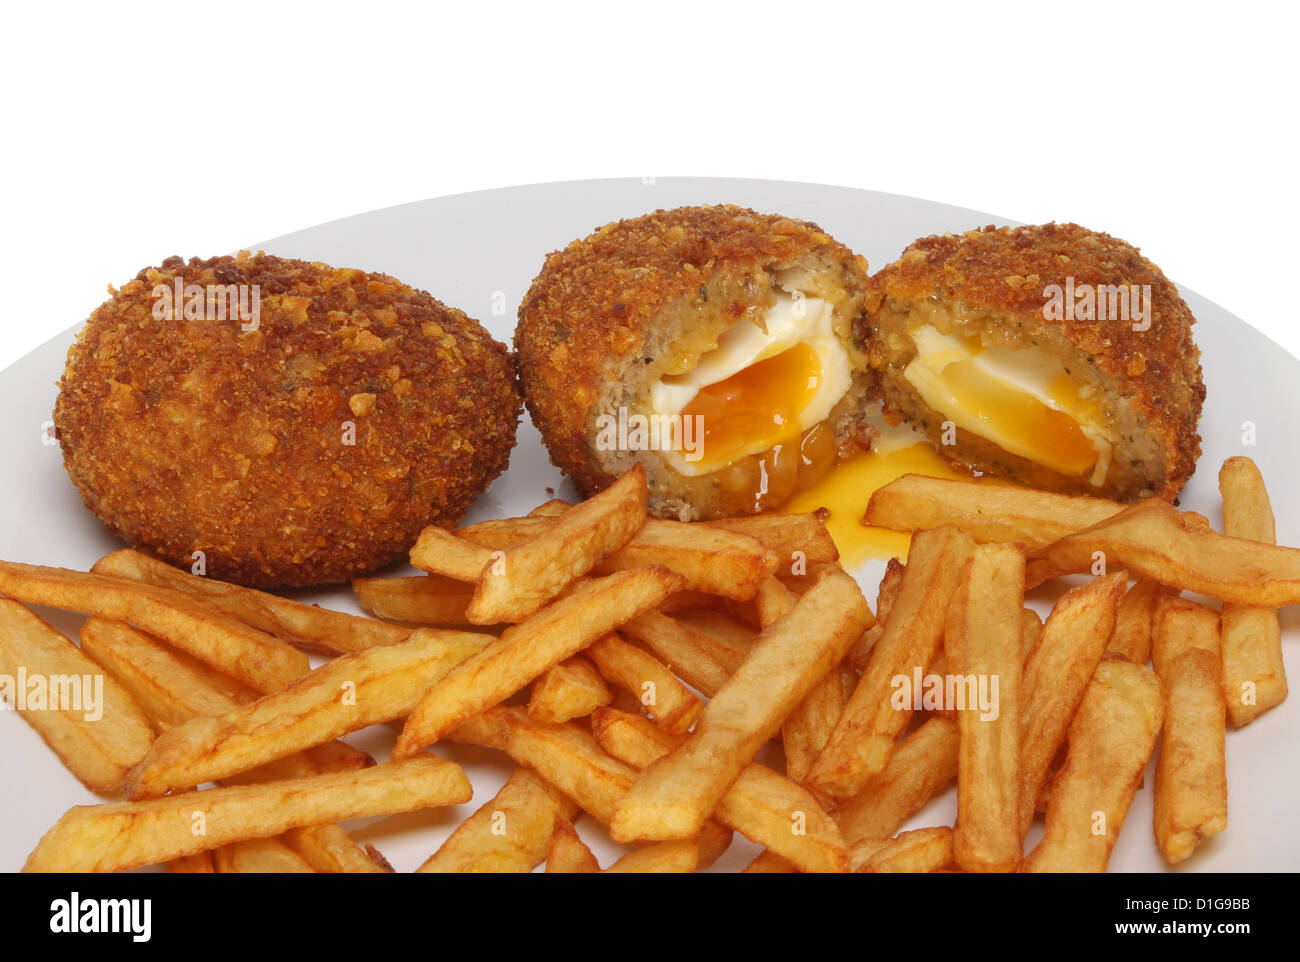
516, 205, 874, 520
864, 223, 1205, 501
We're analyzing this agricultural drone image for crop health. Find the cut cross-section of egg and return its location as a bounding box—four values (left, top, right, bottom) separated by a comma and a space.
902, 324, 1113, 485
646, 284, 854, 476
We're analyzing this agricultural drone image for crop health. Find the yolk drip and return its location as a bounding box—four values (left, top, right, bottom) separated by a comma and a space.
672, 343, 822, 470
786, 441, 976, 568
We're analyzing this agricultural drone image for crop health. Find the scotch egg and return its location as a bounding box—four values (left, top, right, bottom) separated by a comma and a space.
516, 205, 874, 519
864, 223, 1204, 501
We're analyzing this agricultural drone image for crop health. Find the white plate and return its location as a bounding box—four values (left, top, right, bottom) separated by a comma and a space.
3, 177, 1297, 873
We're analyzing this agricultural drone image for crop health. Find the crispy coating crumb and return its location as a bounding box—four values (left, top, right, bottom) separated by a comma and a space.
56, 252, 520, 587
865, 223, 1204, 500
517, 204, 870, 516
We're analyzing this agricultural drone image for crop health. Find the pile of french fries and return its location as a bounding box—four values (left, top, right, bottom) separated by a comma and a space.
3, 454, 1292, 872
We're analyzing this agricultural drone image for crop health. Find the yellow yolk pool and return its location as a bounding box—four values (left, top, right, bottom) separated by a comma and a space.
786, 441, 973, 567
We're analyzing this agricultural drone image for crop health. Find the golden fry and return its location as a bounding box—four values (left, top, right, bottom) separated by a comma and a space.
528, 655, 613, 724
352, 575, 475, 626
94, 548, 409, 653
945, 543, 1025, 873
1218, 456, 1287, 725
467, 465, 647, 623
1018, 571, 1126, 837
864, 474, 1123, 548
24, 756, 471, 873
592, 707, 848, 873
417, 767, 579, 873
0, 600, 153, 793
807, 527, 972, 799
587, 632, 703, 735
125, 627, 489, 798
833, 716, 959, 845
1152, 601, 1227, 864
1026, 498, 1300, 605
0, 560, 308, 693
851, 827, 954, 873
546, 816, 599, 873
611, 567, 871, 841
395, 567, 684, 757
1023, 657, 1164, 872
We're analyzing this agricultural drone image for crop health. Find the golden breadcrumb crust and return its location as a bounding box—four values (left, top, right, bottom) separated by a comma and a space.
864, 223, 1204, 500
516, 204, 870, 512
55, 252, 520, 587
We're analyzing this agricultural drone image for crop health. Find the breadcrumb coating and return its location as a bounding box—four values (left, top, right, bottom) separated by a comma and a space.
864, 223, 1204, 500
55, 252, 520, 587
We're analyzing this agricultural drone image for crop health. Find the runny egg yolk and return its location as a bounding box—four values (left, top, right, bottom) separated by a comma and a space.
647, 285, 853, 480
939, 362, 1097, 477
902, 325, 1113, 485
671, 342, 823, 469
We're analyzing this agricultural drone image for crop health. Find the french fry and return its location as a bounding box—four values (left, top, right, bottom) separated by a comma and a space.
467, 464, 647, 624
601, 521, 778, 600
409, 525, 495, 581
587, 632, 703, 735
79, 617, 384, 871
807, 527, 973, 799
847, 557, 905, 672
473, 706, 638, 824
0, 600, 153, 793
851, 827, 954, 873
546, 816, 599, 873
672, 609, 757, 666
1018, 571, 1127, 837
1152, 601, 1227, 864
1022, 657, 1164, 872
1218, 456, 1287, 725
79, 617, 371, 778
833, 716, 959, 845
395, 567, 684, 757
353, 575, 475, 626
611, 567, 872, 841
529, 499, 575, 518
783, 665, 857, 786
753, 575, 797, 629
24, 755, 472, 873
124, 627, 491, 798
213, 837, 315, 873
743, 850, 798, 873
704, 513, 839, 567
460, 515, 780, 600
945, 543, 1025, 873
617, 609, 734, 698
1151, 597, 1221, 675
1025, 498, 1300, 605
864, 474, 1123, 548
1107, 580, 1175, 665
1021, 607, 1043, 660
0, 560, 308, 693
696, 820, 735, 869
93, 548, 410, 654
592, 707, 848, 873
416, 767, 580, 873
167, 851, 215, 873
280, 824, 390, 873
528, 655, 613, 724
604, 839, 698, 873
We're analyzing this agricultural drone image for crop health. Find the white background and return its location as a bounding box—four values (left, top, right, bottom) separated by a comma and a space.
2, 2, 1296, 371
